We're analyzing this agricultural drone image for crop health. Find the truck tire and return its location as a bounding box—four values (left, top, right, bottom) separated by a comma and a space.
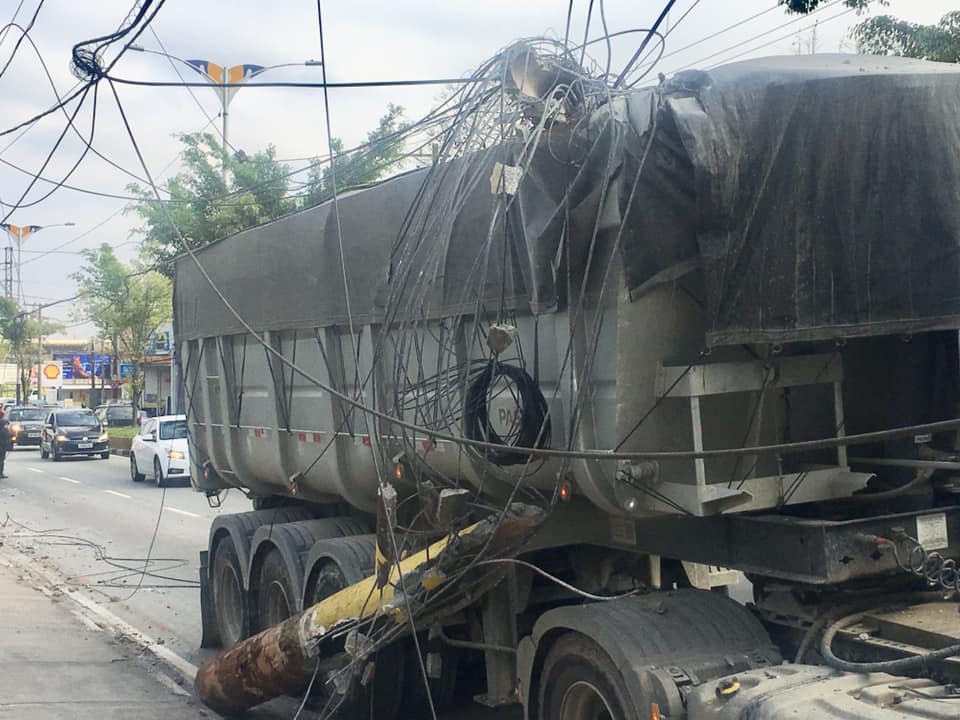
538, 634, 635, 720
304, 543, 401, 720
255, 548, 297, 631
211, 536, 247, 648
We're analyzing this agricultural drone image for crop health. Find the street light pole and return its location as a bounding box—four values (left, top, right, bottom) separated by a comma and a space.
0, 222, 76, 304
128, 46, 321, 181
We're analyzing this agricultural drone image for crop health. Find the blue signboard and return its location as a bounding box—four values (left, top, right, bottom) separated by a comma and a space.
119, 363, 133, 379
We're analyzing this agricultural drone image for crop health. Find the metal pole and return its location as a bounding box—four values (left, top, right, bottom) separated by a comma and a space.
221, 80, 229, 183
90, 338, 96, 408
15, 233, 21, 305
35, 306, 42, 401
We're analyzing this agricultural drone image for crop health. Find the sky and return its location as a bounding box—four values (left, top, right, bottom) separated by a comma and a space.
0, 0, 952, 338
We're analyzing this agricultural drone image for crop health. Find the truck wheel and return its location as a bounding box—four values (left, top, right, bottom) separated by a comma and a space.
306, 558, 402, 720
538, 634, 635, 720
255, 548, 296, 632
130, 456, 144, 482
212, 537, 247, 648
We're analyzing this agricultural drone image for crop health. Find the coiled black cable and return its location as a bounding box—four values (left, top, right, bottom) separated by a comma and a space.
464, 360, 550, 466
886, 531, 960, 595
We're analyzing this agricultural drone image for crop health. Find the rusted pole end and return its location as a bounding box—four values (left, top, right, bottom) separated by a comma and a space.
194, 612, 315, 715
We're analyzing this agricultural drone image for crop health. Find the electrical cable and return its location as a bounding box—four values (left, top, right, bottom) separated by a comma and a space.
474, 557, 640, 601
820, 608, 960, 673
0, 0, 42, 82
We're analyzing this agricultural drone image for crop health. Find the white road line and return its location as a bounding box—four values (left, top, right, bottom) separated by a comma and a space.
164, 507, 200, 518
59, 476, 80, 484
27, 467, 44, 474
103, 490, 131, 499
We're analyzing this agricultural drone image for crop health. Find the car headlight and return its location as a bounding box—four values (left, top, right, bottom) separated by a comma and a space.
99, 432, 109, 441
168, 450, 185, 460
10, 423, 21, 432
55, 434, 67, 442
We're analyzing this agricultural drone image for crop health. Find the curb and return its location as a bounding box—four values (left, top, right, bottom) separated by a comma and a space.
111, 448, 131, 457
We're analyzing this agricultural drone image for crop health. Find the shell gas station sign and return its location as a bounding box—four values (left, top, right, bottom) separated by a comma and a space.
41, 362, 61, 386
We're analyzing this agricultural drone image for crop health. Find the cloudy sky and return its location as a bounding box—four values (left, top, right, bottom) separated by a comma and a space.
0, 0, 952, 337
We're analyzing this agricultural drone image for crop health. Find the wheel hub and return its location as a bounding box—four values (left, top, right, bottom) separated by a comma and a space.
216, 563, 243, 643
560, 681, 615, 720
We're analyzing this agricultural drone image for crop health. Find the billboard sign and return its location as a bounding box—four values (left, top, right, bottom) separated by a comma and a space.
53, 353, 111, 380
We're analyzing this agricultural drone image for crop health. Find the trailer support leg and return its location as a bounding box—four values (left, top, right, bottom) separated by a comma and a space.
475, 575, 519, 707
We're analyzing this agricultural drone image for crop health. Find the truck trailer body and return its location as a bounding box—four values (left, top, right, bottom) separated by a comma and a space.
176, 49, 960, 719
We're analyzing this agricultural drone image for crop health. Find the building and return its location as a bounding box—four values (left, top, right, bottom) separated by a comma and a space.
142, 323, 173, 415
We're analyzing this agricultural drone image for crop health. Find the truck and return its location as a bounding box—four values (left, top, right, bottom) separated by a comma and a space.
176, 48, 960, 719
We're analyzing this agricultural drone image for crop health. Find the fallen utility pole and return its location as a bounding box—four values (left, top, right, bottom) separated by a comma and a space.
194, 505, 542, 715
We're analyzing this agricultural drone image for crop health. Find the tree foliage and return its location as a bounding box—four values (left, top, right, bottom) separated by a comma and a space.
303, 103, 408, 206
0, 297, 64, 401
127, 134, 292, 276
71, 244, 172, 413
853, 11, 960, 62
782, 0, 883, 13
129, 105, 407, 275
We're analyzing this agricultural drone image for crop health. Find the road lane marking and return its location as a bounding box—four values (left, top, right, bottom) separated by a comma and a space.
28, 467, 44, 473
103, 490, 131, 499
164, 507, 200, 518
59, 476, 80, 484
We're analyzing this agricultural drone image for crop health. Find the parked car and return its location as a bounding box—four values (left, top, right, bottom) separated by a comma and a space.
95, 403, 135, 427
7, 406, 47, 447
40, 409, 110, 461
130, 414, 189, 487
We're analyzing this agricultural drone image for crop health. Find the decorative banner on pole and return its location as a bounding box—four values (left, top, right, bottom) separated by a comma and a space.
0, 224, 43, 240
185, 60, 266, 105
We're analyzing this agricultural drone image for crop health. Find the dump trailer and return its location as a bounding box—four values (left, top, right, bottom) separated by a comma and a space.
176, 49, 960, 719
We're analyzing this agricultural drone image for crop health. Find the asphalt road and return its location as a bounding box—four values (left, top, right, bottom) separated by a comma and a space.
0, 448, 519, 720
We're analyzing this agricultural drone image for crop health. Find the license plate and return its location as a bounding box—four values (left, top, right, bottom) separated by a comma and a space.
77, 442, 93, 449
28, 433, 39, 438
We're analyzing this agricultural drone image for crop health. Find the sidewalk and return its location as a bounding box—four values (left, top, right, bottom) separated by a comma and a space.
0, 552, 211, 719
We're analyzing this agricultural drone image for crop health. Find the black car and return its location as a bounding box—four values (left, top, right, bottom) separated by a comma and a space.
95, 403, 136, 427
41, 409, 110, 461
7, 406, 46, 447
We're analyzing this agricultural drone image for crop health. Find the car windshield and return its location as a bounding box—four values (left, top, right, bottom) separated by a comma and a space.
107, 406, 132, 418
57, 411, 99, 428
9, 408, 45, 421
158, 420, 187, 440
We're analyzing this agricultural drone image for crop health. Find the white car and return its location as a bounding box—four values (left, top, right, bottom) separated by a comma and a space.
130, 414, 190, 487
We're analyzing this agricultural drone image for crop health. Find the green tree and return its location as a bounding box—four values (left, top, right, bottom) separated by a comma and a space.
853, 11, 960, 62
128, 133, 292, 276
303, 103, 408, 206
0, 297, 64, 402
783, 0, 883, 13
71, 244, 172, 415
130, 106, 408, 276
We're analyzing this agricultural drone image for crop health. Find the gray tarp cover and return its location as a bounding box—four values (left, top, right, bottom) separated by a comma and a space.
176, 54, 960, 347
634, 54, 960, 346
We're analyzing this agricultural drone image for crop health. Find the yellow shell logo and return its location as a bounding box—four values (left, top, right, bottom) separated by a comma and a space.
42, 363, 61, 380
